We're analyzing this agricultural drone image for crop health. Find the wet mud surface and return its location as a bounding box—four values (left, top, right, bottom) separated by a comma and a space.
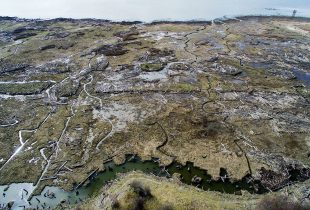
0, 16, 309, 209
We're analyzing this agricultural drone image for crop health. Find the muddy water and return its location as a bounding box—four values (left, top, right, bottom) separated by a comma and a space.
0, 0, 310, 22
0, 155, 268, 209
2, 155, 309, 209
166, 162, 266, 194
0, 183, 35, 209
293, 68, 310, 86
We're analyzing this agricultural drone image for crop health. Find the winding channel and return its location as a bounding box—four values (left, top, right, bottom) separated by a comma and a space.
0, 112, 51, 172
0, 119, 19, 127
82, 74, 115, 151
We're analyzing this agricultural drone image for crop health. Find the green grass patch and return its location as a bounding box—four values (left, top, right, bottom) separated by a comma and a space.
0, 82, 52, 95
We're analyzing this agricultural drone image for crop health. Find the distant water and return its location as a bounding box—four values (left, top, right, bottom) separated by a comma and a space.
0, 0, 309, 22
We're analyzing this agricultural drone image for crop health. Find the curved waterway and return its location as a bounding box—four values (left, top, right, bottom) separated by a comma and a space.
0, 0, 309, 22
0, 155, 268, 209
1, 154, 310, 209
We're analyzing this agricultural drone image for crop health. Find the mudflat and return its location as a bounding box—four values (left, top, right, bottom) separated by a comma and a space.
0, 16, 309, 209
